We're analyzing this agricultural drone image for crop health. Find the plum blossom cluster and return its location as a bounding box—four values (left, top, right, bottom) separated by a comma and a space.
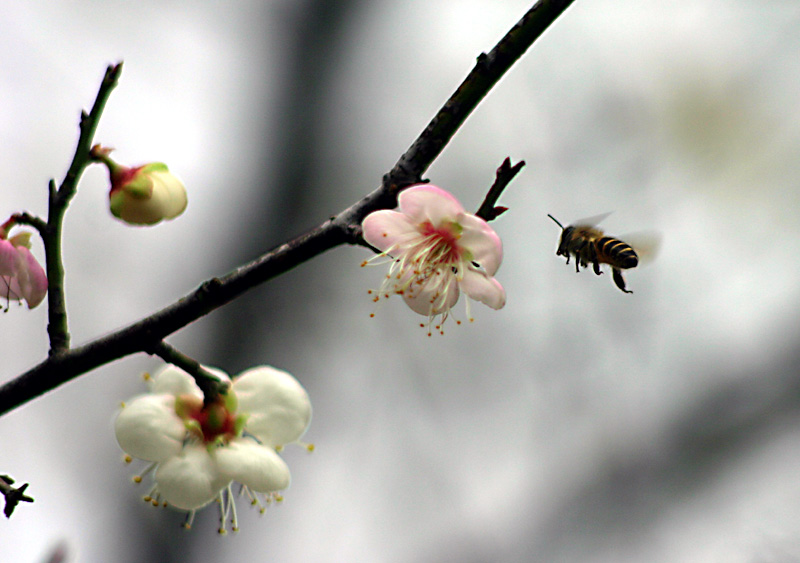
361, 184, 506, 335
0, 221, 47, 309
115, 364, 312, 532
91, 145, 187, 225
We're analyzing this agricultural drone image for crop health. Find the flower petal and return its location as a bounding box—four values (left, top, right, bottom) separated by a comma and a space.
149, 365, 202, 398
362, 210, 418, 254
233, 366, 312, 447
149, 170, 188, 220
401, 271, 460, 316
456, 213, 503, 275
215, 437, 290, 493
155, 444, 229, 510
14, 246, 47, 308
115, 394, 185, 462
0, 240, 19, 277
460, 268, 506, 310
148, 364, 229, 399
397, 185, 464, 226
0, 274, 23, 302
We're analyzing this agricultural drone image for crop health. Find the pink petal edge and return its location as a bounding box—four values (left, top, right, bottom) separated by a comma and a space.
397, 185, 465, 226
459, 269, 506, 310
362, 209, 417, 253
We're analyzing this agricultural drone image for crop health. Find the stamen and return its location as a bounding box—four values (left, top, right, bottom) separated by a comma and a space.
133, 461, 158, 484
217, 490, 229, 535
182, 510, 196, 530
228, 485, 239, 532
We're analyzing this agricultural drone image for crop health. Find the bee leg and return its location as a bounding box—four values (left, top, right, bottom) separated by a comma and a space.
612, 268, 633, 293
593, 261, 602, 276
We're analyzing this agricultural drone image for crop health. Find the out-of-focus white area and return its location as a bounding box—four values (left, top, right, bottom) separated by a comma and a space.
2, 1, 800, 562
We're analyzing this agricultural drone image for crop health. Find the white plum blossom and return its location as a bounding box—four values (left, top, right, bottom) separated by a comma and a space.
115, 364, 312, 532
91, 145, 188, 225
361, 184, 505, 334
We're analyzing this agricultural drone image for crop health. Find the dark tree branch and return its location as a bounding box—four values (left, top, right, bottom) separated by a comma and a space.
0, 1, 575, 417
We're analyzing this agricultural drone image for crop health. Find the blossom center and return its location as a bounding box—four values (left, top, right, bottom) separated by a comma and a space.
177, 394, 238, 444
414, 221, 463, 269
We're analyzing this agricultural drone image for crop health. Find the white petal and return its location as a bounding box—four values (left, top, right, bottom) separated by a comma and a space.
460, 268, 506, 310
155, 444, 229, 510
149, 364, 229, 399
115, 394, 185, 462
215, 438, 290, 493
397, 185, 464, 226
362, 210, 417, 253
232, 366, 312, 447
149, 170, 188, 219
456, 213, 503, 275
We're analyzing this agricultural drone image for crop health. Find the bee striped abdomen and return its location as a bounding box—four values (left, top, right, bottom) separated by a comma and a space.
596, 237, 638, 269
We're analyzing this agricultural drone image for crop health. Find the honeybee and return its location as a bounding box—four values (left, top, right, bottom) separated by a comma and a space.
548, 212, 647, 294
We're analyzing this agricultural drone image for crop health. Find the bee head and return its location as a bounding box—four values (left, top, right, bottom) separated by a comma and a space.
547, 214, 571, 256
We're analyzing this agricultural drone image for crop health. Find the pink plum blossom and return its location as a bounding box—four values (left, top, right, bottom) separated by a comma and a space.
361, 184, 505, 333
0, 230, 47, 309
115, 364, 312, 532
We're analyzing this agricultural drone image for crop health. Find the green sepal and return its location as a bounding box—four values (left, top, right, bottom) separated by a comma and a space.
222, 389, 238, 414
140, 162, 169, 173
122, 172, 154, 200
233, 414, 248, 437
109, 192, 125, 218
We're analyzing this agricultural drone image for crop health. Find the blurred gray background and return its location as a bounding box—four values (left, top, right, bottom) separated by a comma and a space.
2, 1, 800, 561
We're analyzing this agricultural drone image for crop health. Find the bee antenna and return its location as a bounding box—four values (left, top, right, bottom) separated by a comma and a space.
547, 214, 565, 230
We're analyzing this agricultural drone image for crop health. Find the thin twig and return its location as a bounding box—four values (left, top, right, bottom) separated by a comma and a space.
148, 341, 230, 401
45, 63, 123, 354
0, 1, 575, 417
475, 157, 526, 222
9, 212, 47, 236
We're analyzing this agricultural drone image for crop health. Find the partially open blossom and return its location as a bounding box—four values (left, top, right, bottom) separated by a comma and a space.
115, 364, 312, 532
361, 184, 505, 333
0, 226, 47, 309
91, 145, 187, 225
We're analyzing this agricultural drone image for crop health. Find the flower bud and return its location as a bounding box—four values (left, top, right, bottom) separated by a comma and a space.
92, 145, 187, 225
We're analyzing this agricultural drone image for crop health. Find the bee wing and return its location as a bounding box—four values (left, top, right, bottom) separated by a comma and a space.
571, 211, 613, 228
621, 231, 662, 265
